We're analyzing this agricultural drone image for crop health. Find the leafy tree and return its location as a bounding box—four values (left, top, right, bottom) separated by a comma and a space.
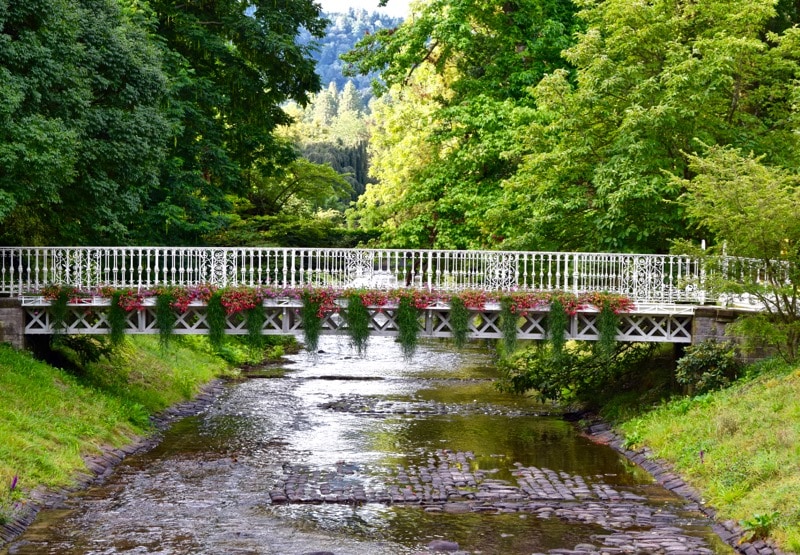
131, 0, 328, 244
282, 82, 372, 198
497, 0, 800, 253
343, 0, 579, 248
0, 0, 169, 245
242, 158, 353, 217
678, 144, 800, 361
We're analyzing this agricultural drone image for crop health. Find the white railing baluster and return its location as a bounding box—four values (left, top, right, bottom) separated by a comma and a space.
0, 246, 751, 306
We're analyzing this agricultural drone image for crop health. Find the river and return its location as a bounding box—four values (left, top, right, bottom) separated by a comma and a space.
3, 336, 733, 554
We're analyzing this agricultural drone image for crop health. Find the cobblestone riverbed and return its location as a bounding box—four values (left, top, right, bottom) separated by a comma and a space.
2, 337, 736, 555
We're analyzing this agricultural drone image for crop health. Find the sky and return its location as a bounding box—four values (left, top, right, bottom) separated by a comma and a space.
317, 0, 410, 18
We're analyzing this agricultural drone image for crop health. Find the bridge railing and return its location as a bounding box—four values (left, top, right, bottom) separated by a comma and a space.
0, 246, 724, 303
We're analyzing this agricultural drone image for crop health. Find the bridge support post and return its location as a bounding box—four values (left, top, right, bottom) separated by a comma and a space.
0, 298, 26, 350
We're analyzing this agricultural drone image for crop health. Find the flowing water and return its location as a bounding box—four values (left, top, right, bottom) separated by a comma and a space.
4, 337, 733, 555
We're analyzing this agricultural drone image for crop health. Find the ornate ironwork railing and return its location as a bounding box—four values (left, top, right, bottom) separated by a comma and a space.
0, 246, 711, 303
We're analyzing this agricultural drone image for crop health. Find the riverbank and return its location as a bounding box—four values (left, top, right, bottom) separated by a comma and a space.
605, 357, 800, 555
0, 335, 243, 545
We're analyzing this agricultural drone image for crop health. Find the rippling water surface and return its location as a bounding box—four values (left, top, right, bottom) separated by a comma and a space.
3, 337, 733, 555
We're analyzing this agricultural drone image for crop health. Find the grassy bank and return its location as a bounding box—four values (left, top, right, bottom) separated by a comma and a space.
0, 335, 244, 524
615, 358, 800, 552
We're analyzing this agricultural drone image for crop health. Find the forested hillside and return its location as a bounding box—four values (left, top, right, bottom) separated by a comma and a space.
305, 10, 403, 96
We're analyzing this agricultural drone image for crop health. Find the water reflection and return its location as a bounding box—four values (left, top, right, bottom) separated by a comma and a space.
2, 336, 733, 555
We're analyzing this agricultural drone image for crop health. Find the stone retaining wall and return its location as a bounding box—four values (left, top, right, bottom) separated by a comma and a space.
0, 298, 25, 350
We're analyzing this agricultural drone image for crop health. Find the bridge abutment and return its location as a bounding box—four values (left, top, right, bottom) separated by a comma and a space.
0, 298, 26, 350
692, 307, 768, 363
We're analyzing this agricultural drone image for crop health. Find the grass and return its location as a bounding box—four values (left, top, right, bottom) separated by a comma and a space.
0, 335, 235, 524
616, 357, 800, 551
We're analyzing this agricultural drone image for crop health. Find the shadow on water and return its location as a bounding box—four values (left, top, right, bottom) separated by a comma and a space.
2, 337, 734, 555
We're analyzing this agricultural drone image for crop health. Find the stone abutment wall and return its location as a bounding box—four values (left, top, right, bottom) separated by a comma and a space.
0, 298, 25, 350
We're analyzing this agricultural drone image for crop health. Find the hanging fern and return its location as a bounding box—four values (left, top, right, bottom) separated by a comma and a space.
300, 290, 324, 354
50, 287, 71, 335
499, 297, 518, 355
449, 296, 470, 349
395, 295, 421, 360
107, 291, 128, 346
343, 292, 371, 356
548, 297, 569, 356
155, 291, 177, 350
596, 301, 620, 357
206, 292, 227, 349
244, 306, 266, 351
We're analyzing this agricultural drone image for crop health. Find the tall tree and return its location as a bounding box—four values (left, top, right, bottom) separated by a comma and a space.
0, 0, 169, 245
497, 0, 800, 252
132, 0, 328, 244
343, 0, 580, 248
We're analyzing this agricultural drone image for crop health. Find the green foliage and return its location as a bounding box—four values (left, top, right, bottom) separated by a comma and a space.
675, 341, 742, 395
107, 291, 128, 347
597, 302, 620, 358
740, 512, 781, 543
244, 307, 266, 352
154, 292, 177, 351
52, 336, 115, 367
344, 0, 579, 249
300, 291, 325, 354
499, 297, 518, 355
206, 213, 377, 248
343, 292, 371, 356
395, 294, 421, 360
499, 0, 800, 253
133, 0, 328, 245
678, 145, 800, 361
448, 296, 470, 349
0, 0, 170, 245
616, 364, 800, 551
206, 293, 227, 350
498, 342, 659, 407
50, 288, 72, 334
547, 298, 568, 356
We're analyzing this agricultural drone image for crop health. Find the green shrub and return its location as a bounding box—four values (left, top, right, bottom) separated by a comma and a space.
675, 340, 742, 395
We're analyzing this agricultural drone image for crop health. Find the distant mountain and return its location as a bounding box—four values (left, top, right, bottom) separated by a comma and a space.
301, 9, 403, 97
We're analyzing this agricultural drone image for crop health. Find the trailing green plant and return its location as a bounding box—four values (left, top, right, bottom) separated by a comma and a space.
448, 296, 470, 349
300, 288, 337, 354
547, 297, 569, 356
395, 294, 422, 360
244, 306, 266, 351
107, 291, 128, 346
675, 340, 742, 395
50, 287, 72, 334
154, 291, 177, 350
499, 297, 518, 355
596, 300, 620, 357
206, 292, 227, 349
343, 291, 371, 356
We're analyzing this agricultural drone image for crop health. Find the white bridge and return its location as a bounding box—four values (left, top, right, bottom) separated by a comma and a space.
0, 247, 760, 344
